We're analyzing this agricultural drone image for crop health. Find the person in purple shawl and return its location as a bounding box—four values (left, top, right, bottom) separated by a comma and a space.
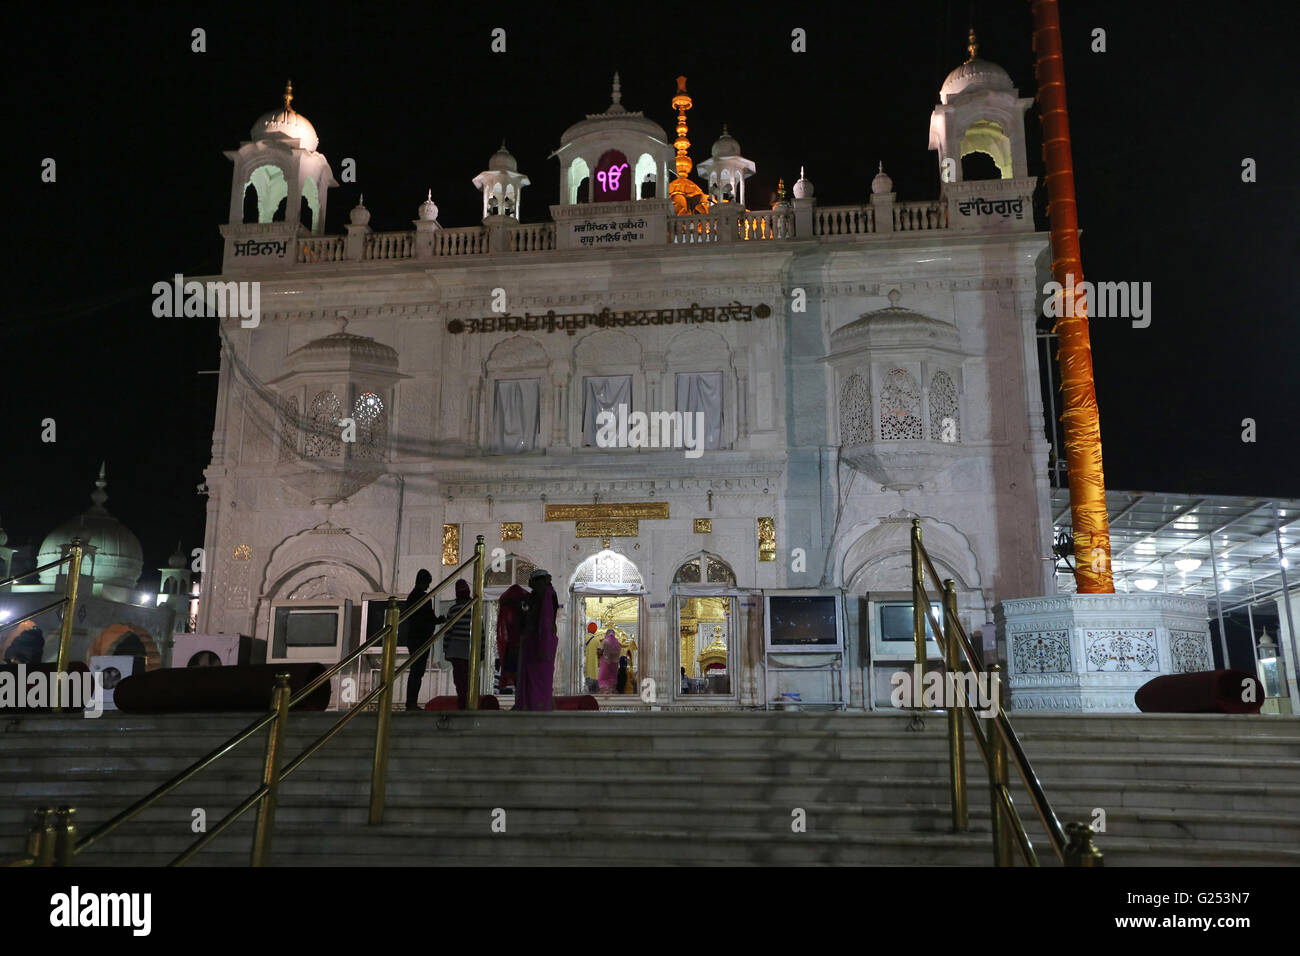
514, 568, 559, 711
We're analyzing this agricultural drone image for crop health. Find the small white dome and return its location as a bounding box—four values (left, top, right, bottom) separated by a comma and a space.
711, 125, 741, 158
792, 166, 813, 199
871, 161, 893, 195
418, 190, 439, 221
941, 34, 1014, 98
489, 144, 518, 172
38, 466, 143, 590
349, 196, 370, 226
251, 82, 319, 151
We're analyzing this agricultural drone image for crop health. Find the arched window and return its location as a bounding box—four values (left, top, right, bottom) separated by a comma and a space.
929, 370, 960, 442
673, 552, 736, 586
961, 151, 1002, 181
244, 164, 288, 223
484, 553, 537, 588
959, 120, 1013, 179
634, 153, 656, 199
162, 578, 179, 594
573, 550, 643, 590
879, 369, 922, 440
569, 157, 591, 204
352, 391, 387, 460
839, 373, 872, 444
304, 391, 342, 458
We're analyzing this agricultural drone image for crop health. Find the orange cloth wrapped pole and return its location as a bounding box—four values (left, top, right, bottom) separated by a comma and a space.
1031, 0, 1113, 592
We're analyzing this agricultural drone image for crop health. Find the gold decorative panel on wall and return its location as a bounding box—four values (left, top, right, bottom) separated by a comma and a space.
501, 522, 523, 541
693, 518, 712, 534
575, 519, 639, 538
758, 517, 776, 562
545, 502, 669, 521
442, 524, 460, 566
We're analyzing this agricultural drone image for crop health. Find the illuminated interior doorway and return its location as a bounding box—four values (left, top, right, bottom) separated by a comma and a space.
570, 550, 645, 697
673, 552, 737, 698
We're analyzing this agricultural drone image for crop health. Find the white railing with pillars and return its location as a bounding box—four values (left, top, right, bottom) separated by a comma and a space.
507, 222, 556, 252
814, 205, 875, 236
739, 210, 794, 240
894, 200, 947, 231
435, 226, 489, 256
363, 231, 416, 260
669, 213, 720, 244
298, 236, 346, 264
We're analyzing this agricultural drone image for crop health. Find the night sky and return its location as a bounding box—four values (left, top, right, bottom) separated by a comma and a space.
5, 0, 1297, 587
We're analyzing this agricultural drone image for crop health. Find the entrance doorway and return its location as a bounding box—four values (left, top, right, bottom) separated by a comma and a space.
672, 552, 738, 699
569, 549, 645, 698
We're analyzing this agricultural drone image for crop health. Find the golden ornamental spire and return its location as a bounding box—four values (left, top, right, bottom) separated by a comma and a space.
668, 76, 710, 215
966, 28, 979, 62
283, 79, 294, 112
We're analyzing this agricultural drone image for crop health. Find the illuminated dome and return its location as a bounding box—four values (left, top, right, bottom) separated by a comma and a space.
251, 80, 320, 151
940, 32, 1014, 99
559, 73, 669, 147
711, 125, 741, 158
37, 465, 143, 589
792, 166, 813, 199
488, 144, 518, 172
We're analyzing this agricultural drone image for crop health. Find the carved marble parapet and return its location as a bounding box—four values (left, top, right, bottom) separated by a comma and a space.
997, 592, 1212, 713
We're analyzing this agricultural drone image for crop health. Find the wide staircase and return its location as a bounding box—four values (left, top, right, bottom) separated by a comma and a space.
3, 710, 1298, 866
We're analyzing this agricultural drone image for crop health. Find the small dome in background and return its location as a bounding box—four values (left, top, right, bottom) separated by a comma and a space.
489, 143, 518, 172
350, 195, 370, 226
38, 464, 144, 589
871, 161, 893, 195
251, 80, 320, 151
792, 166, 813, 199
168, 541, 186, 569
711, 124, 741, 158
418, 190, 439, 221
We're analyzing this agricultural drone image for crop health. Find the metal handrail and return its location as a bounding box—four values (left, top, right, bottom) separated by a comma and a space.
910, 519, 1102, 866
12, 536, 488, 867
0, 555, 73, 590
0, 598, 67, 636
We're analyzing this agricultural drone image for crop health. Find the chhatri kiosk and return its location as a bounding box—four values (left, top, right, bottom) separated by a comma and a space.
200, 47, 1210, 710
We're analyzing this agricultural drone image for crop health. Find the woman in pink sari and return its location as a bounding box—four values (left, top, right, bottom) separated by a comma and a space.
514, 569, 558, 711
597, 629, 621, 692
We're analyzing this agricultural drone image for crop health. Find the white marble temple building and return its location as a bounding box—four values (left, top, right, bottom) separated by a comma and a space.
199, 50, 1060, 710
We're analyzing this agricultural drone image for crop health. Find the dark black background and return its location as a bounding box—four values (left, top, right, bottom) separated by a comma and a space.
5, 0, 1296, 587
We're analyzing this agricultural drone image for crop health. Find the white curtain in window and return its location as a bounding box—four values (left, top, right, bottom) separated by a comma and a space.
582, 375, 632, 446
676, 371, 724, 449
492, 379, 539, 452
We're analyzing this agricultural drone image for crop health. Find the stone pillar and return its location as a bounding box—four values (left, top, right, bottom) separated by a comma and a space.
413, 219, 441, 259
647, 604, 669, 707
484, 215, 510, 255
715, 203, 740, 243
345, 223, 369, 260
792, 197, 815, 238
870, 190, 896, 234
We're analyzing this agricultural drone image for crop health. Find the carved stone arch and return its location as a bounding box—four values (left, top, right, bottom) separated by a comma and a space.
838, 513, 981, 593
665, 326, 732, 369
89, 624, 162, 671
574, 328, 642, 367
258, 527, 386, 602
484, 334, 548, 375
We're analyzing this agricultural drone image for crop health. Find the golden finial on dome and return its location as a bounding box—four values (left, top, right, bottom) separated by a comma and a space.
966, 28, 979, 63
283, 79, 294, 112
776, 177, 786, 201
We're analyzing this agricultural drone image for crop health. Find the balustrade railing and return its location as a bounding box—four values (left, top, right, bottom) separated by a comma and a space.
814, 205, 875, 236
669, 214, 720, 244
739, 210, 794, 240
436, 226, 489, 256
363, 231, 415, 260
508, 222, 556, 252
894, 200, 948, 231
298, 236, 346, 264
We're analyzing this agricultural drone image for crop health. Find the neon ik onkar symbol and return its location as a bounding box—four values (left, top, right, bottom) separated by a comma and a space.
596, 162, 629, 193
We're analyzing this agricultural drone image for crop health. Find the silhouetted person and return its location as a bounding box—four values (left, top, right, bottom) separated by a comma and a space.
444, 579, 474, 709
402, 570, 441, 711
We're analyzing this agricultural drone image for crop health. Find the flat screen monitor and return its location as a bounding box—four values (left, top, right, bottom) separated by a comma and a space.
871, 600, 942, 661
271, 603, 345, 660
765, 591, 844, 652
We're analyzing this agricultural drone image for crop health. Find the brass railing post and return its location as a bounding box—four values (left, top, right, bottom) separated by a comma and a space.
1064, 821, 1105, 867
369, 596, 401, 825
910, 520, 926, 709
27, 808, 54, 866
944, 579, 968, 832
52, 807, 77, 866
54, 539, 85, 711
988, 664, 1013, 865
251, 673, 291, 866
466, 535, 487, 711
